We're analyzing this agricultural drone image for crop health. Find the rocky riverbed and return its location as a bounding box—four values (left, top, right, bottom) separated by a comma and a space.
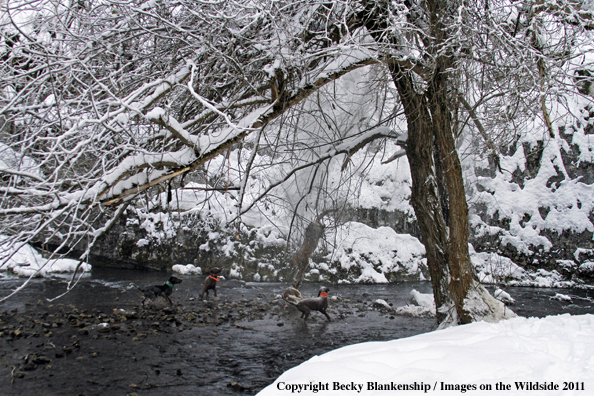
1, 270, 593, 396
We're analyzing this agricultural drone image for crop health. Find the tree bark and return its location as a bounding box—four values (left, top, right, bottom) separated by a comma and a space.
429, 60, 476, 324
388, 64, 453, 323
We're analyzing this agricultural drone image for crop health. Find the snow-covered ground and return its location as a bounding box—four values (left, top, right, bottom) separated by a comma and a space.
258, 314, 594, 396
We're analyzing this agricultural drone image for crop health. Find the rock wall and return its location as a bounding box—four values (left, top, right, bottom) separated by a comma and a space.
468, 102, 594, 284
84, 209, 290, 279
82, 207, 427, 284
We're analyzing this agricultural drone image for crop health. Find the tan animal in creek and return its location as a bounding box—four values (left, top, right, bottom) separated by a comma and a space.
282, 281, 303, 304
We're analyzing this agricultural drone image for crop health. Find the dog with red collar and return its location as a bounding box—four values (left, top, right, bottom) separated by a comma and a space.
288, 286, 331, 321
200, 267, 223, 300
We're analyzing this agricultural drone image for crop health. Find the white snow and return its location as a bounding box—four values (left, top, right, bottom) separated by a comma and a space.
324, 222, 427, 283
394, 289, 436, 318
467, 94, 594, 258
0, 142, 44, 182
355, 141, 414, 215
373, 298, 392, 310
172, 264, 201, 275
0, 240, 91, 277
258, 314, 594, 396
410, 289, 436, 308
136, 238, 150, 247
469, 245, 577, 288
551, 293, 572, 302
494, 288, 516, 304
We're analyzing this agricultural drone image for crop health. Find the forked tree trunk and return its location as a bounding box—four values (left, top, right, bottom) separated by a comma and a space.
290, 222, 324, 288
389, 62, 515, 326
359, 0, 514, 327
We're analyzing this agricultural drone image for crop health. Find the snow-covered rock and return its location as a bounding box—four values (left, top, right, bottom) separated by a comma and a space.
172, 264, 202, 275
494, 288, 516, 305
395, 289, 436, 318
551, 293, 572, 302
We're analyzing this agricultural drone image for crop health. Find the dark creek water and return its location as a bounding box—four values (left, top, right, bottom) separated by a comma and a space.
1, 269, 594, 396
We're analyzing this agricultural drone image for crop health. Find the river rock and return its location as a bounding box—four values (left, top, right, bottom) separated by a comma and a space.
23, 362, 37, 371
32, 355, 51, 364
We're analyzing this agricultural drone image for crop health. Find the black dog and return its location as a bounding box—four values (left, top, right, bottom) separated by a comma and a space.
132, 276, 182, 307
200, 267, 222, 300
287, 286, 331, 321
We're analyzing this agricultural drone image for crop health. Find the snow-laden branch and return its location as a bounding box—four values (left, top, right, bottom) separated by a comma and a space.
0, 167, 46, 183
101, 56, 378, 206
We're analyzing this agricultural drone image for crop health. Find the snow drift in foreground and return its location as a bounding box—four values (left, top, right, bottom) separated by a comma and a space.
0, 241, 90, 277
258, 314, 594, 396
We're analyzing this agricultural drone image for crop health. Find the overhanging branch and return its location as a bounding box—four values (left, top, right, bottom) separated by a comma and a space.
100, 57, 379, 206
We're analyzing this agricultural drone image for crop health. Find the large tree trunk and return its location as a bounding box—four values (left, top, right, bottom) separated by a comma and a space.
357, 0, 515, 327
429, 57, 476, 323
432, 66, 516, 325
390, 64, 515, 326
388, 65, 452, 323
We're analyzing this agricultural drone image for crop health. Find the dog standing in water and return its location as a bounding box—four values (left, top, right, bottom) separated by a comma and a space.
132, 276, 183, 307
201, 267, 222, 300
287, 286, 331, 321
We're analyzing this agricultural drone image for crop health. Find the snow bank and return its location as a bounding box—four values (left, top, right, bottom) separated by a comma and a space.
0, 241, 90, 277
323, 222, 427, 283
258, 314, 594, 396
470, 246, 576, 288
172, 264, 201, 275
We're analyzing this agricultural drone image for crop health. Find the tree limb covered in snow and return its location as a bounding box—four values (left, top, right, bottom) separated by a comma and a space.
101, 57, 378, 206
237, 126, 401, 217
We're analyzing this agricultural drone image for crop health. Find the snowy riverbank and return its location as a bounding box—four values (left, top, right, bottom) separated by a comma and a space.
258, 314, 594, 396
0, 240, 90, 278
1, 233, 590, 292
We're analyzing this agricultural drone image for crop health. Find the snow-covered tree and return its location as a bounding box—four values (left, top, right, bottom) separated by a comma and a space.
1, 0, 593, 325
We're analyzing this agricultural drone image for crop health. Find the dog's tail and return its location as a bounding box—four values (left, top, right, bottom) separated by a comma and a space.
129, 282, 145, 293
282, 286, 302, 305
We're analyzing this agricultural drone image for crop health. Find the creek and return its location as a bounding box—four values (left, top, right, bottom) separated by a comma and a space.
1, 269, 593, 395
